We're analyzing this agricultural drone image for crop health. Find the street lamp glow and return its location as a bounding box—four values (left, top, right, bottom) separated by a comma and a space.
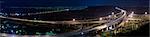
34, 18, 37, 20
129, 15, 133, 18
128, 11, 134, 18
125, 20, 128, 22
121, 10, 126, 13
81, 32, 84, 35
65, 9, 70, 11
15, 13, 20, 16
99, 18, 102, 20
131, 11, 134, 14
112, 12, 114, 15
114, 15, 116, 17
11, 30, 14, 33
108, 15, 111, 17
145, 12, 147, 14
72, 19, 75, 21
109, 26, 112, 29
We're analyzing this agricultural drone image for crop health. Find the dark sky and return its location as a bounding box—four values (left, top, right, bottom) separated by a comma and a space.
0, 0, 149, 7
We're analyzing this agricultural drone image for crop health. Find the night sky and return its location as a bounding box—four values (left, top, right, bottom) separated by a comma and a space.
0, 0, 149, 7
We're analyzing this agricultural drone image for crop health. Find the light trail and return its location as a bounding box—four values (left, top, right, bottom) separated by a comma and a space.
0, 15, 109, 24
56, 7, 127, 37
3, 7, 148, 37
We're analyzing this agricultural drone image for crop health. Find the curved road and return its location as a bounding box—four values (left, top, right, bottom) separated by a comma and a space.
56, 7, 127, 37
0, 7, 127, 37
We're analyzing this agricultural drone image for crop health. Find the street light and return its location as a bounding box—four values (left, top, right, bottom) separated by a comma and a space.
114, 15, 116, 17
112, 12, 114, 15
73, 19, 75, 21
129, 11, 134, 18
81, 32, 84, 35
125, 20, 128, 22
109, 26, 112, 29
99, 18, 102, 20
108, 15, 111, 17
131, 11, 134, 14
34, 18, 37, 20
145, 12, 148, 14
65, 9, 70, 11
15, 13, 20, 16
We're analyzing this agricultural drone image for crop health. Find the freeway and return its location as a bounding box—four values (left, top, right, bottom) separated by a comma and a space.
0, 10, 124, 25
1, 7, 139, 37
0, 6, 149, 37
0, 16, 109, 24
56, 7, 127, 37
0, 6, 127, 25
0, 9, 123, 25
